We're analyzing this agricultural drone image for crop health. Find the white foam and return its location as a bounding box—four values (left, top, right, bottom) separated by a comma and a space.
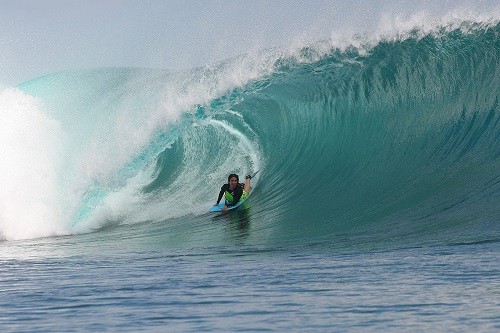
74, 115, 262, 231
0, 88, 68, 240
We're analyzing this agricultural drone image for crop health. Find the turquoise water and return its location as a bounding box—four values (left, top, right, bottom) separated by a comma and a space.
0, 22, 499, 331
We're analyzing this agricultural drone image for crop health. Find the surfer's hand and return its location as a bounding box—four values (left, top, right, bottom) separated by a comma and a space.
223, 205, 228, 212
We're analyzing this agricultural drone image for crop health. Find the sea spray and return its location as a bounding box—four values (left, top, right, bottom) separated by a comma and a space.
0, 88, 68, 240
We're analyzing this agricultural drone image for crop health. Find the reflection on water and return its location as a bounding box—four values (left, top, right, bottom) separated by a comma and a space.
212, 206, 252, 244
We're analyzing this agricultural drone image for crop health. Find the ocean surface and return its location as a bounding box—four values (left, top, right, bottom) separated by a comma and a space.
0, 21, 499, 332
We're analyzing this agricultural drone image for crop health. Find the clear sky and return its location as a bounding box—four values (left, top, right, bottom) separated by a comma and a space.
0, 0, 498, 85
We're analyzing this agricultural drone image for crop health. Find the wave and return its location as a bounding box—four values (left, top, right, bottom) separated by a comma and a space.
1, 21, 499, 248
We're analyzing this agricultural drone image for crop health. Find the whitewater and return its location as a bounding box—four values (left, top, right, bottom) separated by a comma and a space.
0, 19, 499, 332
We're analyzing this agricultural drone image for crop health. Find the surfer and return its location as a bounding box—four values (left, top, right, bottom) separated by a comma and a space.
215, 174, 252, 212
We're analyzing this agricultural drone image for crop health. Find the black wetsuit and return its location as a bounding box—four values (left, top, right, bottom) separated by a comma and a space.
216, 183, 244, 207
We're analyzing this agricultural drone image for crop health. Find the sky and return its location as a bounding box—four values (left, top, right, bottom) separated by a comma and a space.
0, 0, 498, 85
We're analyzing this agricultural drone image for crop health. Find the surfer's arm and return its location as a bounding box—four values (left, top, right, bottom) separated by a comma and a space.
216, 186, 225, 205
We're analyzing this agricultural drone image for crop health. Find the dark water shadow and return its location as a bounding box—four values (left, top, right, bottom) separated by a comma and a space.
212, 207, 252, 245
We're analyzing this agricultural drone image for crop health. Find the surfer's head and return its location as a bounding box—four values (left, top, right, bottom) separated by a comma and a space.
228, 174, 239, 188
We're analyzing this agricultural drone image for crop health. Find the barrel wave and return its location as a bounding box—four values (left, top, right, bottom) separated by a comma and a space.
2, 22, 499, 249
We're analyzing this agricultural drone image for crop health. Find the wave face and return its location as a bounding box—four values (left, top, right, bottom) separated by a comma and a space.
2, 22, 499, 247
